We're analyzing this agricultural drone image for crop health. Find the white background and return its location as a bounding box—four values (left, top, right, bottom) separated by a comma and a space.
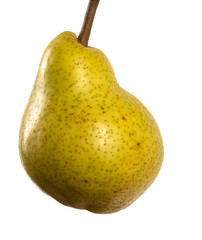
0, 0, 202, 239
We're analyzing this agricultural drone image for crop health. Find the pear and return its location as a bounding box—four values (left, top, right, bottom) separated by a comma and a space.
19, 0, 163, 214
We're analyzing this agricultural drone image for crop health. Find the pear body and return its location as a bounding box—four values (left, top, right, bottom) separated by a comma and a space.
19, 32, 163, 214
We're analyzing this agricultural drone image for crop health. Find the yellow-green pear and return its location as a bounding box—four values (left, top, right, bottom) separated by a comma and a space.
19, 0, 163, 214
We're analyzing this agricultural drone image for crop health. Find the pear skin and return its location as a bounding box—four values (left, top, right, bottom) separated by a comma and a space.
19, 32, 164, 214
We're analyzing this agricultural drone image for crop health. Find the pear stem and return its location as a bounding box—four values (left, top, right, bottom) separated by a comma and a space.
78, 0, 100, 47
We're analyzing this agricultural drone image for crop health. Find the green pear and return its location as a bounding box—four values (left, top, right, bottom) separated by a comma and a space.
19, 0, 163, 214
